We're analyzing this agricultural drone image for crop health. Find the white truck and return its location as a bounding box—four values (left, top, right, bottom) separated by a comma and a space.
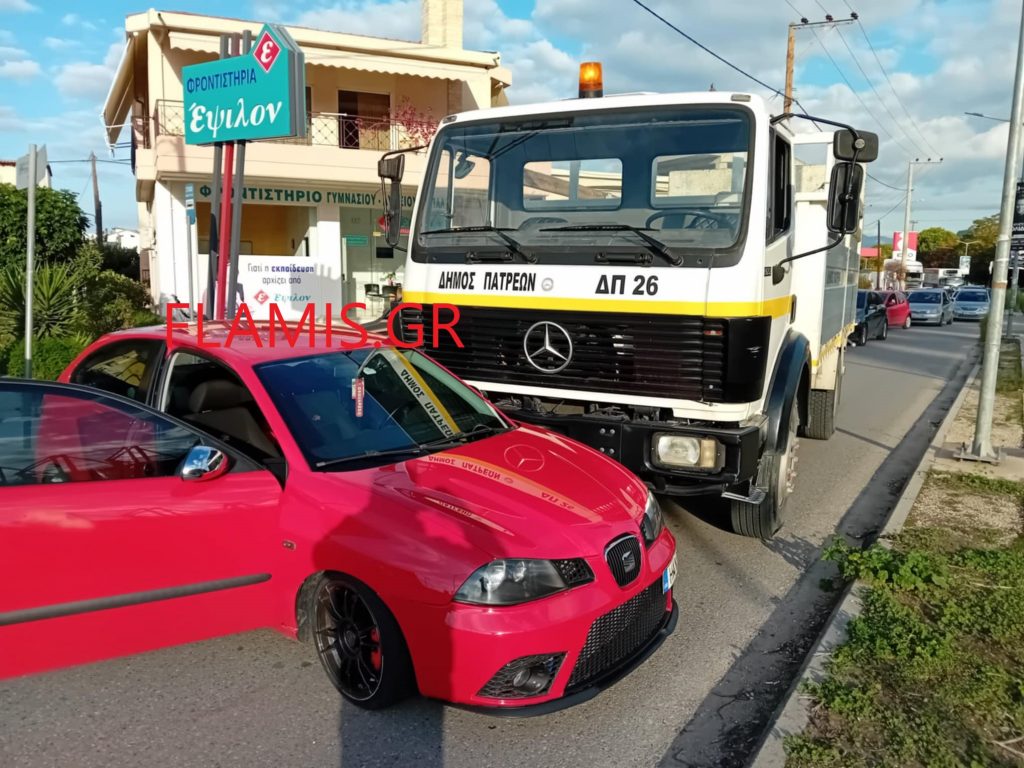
376, 66, 877, 539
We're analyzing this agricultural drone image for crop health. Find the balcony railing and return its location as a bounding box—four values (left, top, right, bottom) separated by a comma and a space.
153, 100, 431, 151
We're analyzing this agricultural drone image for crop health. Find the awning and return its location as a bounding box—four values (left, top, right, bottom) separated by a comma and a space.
102, 36, 135, 146
168, 30, 487, 82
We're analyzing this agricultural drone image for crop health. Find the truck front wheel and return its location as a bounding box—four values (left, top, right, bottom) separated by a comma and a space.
731, 406, 799, 540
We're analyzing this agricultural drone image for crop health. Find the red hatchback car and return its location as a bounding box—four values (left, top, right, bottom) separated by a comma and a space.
879, 290, 912, 329
0, 323, 677, 713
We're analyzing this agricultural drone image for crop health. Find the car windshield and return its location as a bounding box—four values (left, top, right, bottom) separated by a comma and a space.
256, 348, 508, 469
909, 291, 941, 303
414, 106, 752, 266
957, 291, 988, 302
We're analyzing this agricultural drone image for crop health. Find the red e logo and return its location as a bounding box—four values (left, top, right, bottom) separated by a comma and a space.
254, 31, 281, 73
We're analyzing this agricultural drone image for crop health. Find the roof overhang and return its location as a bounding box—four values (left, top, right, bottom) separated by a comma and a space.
167, 30, 488, 82
102, 35, 136, 146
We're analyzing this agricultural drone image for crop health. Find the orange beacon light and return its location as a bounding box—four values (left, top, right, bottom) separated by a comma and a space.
578, 62, 603, 98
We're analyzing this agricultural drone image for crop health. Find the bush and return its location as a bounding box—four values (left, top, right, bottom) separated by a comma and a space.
5, 336, 88, 380
73, 270, 153, 338
0, 339, 11, 376
0, 261, 80, 339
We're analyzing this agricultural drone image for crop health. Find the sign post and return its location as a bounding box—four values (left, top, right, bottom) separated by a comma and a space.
1009, 182, 1024, 334
182, 23, 305, 319
16, 144, 45, 379
185, 182, 196, 316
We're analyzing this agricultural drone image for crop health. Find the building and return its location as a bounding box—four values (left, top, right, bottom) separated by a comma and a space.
101, 0, 510, 319
105, 227, 141, 251
0, 159, 52, 188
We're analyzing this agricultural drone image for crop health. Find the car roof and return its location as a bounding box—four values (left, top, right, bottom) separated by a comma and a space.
99, 323, 393, 369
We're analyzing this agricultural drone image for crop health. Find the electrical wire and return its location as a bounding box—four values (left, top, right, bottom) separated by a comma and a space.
810, 28, 914, 157
867, 172, 904, 191
865, 193, 908, 228
855, 19, 941, 158
833, 25, 928, 157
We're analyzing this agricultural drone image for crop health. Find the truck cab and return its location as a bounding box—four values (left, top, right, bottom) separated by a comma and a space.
379, 68, 876, 539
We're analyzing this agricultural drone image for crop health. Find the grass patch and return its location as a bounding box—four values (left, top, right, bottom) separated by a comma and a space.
997, 338, 1022, 395
786, 533, 1024, 767
929, 470, 1024, 501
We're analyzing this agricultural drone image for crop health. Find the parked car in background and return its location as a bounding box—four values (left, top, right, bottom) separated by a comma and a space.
907, 289, 954, 325
953, 288, 991, 320
0, 324, 678, 713
879, 290, 911, 329
849, 290, 889, 346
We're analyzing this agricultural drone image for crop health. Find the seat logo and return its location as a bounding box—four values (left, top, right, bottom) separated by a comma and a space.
523, 321, 573, 373
621, 549, 637, 573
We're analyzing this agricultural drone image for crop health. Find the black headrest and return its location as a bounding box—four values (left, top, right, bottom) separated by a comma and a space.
188, 379, 252, 413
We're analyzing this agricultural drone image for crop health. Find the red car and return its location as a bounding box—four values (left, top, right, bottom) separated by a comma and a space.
0, 323, 677, 713
879, 290, 911, 329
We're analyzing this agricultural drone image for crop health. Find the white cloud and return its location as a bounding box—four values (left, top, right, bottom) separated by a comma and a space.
294, 1, 420, 40
0, 44, 26, 59
0, 58, 39, 79
54, 42, 122, 101
61, 12, 95, 30
44, 36, 78, 50
0, 0, 37, 11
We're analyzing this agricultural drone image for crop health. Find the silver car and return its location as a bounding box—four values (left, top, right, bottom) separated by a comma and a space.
907, 289, 954, 326
953, 288, 991, 320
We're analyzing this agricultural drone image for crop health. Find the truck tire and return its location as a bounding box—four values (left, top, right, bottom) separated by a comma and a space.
731, 406, 799, 540
803, 351, 842, 441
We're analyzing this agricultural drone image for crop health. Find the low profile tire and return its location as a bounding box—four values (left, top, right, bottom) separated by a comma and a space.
903, 316, 912, 329
309, 573, 415, 710
877, 321, 888, 341
731, 406, 799, 540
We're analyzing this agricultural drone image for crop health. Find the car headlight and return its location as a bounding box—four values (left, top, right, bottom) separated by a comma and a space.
454, 559, 568, 605
640, 489, 664, 546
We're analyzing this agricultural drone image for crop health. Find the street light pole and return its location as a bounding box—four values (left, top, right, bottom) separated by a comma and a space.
964, 0, 1024, 462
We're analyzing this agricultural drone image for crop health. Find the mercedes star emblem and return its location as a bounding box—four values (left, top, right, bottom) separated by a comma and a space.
523, 321, 573, 373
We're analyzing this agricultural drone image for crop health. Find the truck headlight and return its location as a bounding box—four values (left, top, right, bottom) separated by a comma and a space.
640, 490, 664, 546
652, 434, 719, 470
454, 560, 568, 605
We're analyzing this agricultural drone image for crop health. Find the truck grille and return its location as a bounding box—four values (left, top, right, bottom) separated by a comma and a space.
400, 305, 727, 402
567, 579, 666, 690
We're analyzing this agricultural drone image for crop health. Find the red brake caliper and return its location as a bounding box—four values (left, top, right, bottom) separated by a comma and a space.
370, 628, 382, 670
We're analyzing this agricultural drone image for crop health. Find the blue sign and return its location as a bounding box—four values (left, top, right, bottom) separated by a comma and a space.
183, 24, 305, 145
185, 183, 196, 224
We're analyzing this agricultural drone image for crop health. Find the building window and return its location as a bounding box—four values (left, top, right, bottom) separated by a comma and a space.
338, 90, 391, 150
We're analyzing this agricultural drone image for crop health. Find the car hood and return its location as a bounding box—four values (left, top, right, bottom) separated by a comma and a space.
909, 302, 941, 310
319, 425, 649, 561
955, 301, 989, 309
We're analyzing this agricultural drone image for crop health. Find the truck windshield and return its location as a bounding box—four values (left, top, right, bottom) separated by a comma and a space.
414, 106, 752, 266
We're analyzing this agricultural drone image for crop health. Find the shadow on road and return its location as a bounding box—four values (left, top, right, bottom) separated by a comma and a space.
656, 344, 979, 768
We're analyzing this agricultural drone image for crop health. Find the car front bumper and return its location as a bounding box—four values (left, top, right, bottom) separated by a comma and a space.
399, 529, 678, 711
911, 312, 942, 323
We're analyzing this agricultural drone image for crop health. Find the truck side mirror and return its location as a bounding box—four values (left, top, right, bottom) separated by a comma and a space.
378, 155, 406, 247
827, 162, 864, 235
833, 129, 879, 163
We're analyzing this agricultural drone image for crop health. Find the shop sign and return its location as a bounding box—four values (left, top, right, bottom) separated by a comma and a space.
183, 24, 305, 145
195, 183, 415, 209
344, 235, 370, 246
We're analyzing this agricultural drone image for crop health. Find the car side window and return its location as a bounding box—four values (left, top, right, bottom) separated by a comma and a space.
70, 340, 163, 404
0, 382, 200, 487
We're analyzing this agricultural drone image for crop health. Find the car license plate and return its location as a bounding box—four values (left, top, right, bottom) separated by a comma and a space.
662, 554, 678, 593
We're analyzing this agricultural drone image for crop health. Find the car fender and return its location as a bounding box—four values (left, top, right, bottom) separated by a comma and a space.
763, 330, 810, 454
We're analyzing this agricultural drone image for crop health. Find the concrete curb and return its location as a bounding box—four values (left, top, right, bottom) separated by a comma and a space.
746, 352, 981, 768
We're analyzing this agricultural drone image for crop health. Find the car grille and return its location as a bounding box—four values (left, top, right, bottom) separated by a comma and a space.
567, 579, 666, 690
399, 304, 728, 402
605, 535, 643, 587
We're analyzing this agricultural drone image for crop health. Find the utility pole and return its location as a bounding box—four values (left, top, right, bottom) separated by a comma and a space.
963, 0, 1024, 463
900, 158, 942, 286
784, 15, 856, 114
89, 152, 102, 243
876, 220, 882, 289
24, 145, 37, 379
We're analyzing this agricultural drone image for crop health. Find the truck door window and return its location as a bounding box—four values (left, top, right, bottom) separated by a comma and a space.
767, 131, 791, 242
424, 149, 492, 231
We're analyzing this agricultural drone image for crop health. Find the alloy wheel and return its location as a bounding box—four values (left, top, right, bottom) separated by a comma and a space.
314, 581, 383, 701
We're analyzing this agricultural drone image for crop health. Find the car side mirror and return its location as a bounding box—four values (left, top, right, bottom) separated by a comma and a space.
378, 155, 406, 247
827, 162, 864, 235
833, 129, 879, 163
180, 445, 230, 482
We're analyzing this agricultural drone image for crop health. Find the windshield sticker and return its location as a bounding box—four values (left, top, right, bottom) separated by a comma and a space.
379, 350, 459, 437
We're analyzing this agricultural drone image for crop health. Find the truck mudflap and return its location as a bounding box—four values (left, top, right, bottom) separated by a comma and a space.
503, 407, 762, 496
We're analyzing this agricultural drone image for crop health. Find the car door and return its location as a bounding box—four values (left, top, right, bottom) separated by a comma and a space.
0, 380, 283, 679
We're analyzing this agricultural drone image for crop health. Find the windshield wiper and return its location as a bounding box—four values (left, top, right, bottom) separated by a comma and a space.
417, 423, 510, 451
420, 226, 536, 264
539, 224, 683, 266
314, 445, 423, 470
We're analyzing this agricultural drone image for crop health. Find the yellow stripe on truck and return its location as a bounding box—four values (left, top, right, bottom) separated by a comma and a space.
402, 291, 794, 319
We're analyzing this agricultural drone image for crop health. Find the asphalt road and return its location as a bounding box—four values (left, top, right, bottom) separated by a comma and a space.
0, 322, 979, 768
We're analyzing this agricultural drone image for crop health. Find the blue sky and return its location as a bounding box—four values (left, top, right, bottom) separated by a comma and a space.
0, 0, 1017, 241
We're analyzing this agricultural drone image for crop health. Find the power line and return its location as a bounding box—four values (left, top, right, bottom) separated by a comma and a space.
833, 24, 928, 157
854, 18, 941, 157
810, 28, 914, 157
866, 193, 908, 228
867, 172, 905, 191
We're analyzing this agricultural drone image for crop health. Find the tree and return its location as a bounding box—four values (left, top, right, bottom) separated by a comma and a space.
960, 215, 1000, 284
917, 227, 959, 267
0, 183, 88, 269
